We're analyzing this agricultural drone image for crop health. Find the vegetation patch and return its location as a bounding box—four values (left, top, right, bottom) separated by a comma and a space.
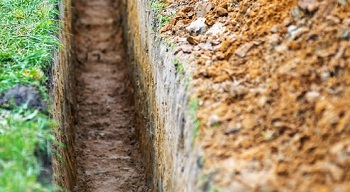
173, 58, 184, 74
0, 0, 59, 190
151, 0, 174, 29
188, 98, 200, 140
151, 0, 166, 11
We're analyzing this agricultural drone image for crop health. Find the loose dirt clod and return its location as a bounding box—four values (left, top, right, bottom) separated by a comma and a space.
0, 85, 45, 110
73, 0, 147, 191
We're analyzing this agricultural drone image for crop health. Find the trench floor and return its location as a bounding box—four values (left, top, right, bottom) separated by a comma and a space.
73, 0, 147, 191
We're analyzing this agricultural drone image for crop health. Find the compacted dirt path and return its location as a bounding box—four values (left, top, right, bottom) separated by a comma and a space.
72, 0, 147, 191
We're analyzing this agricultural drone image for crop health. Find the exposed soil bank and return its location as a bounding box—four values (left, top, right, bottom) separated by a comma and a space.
52, 0, 195, 190
123, 1, 203, 191
158, 0, 350, 191
51, 0, 76, 190
123, 0, 350, 191
72, 0, 147, 191
53, 0, 350, 191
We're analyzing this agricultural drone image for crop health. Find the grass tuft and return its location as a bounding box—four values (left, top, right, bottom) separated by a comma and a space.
174, 58, 184, 74
151, 0, 166, 11
189, 99, 200, 140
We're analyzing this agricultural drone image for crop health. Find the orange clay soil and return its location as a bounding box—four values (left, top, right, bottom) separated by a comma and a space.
72, 0, 147, 191
160, 0, 350, 191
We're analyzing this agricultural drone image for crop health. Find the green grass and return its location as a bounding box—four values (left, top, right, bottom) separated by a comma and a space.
0, 0, 59, 191
198, 172, 225, 192
0, 107, 56, 191
189, 98, 200, 140
151, 0, 173, 29
151, 0, 166, 11
157, 14, 170, 27
0, 0, 59, 93
174, 58, 184, 74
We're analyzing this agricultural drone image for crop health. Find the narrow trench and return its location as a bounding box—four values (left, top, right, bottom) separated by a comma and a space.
72, 0, 147, 191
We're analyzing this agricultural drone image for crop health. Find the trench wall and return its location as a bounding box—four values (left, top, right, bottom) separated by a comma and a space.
124, 1, 202, 191
51, 0, 202, 191
51, 0, 76, 190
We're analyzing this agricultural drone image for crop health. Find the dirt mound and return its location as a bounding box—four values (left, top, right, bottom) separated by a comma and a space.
160, 0, 350, 191
0, 85, 46, 110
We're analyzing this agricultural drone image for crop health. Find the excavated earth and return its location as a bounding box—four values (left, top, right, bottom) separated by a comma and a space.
72, 0, 147, 191
157, 0, 350, 191
55, 0, 350, 191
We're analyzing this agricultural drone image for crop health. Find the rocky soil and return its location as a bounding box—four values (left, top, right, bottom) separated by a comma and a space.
159, 0, 350, 191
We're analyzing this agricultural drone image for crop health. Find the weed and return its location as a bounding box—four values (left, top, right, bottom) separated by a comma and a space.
151, 0, 173, 29
163, 38, 175, 49
151, 0, 166, 11
158, 15, 170, 27
174, 58, 184, 74
192, 119, 200, 140
198, 172, 225, 192
189, 98, 200, 140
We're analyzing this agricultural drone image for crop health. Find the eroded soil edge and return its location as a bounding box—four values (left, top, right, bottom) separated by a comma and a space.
73, 0, 147, 191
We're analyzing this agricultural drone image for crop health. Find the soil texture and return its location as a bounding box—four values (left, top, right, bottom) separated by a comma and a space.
73, 0, 147, 191
0, 85, 45, 110
159, 0, 350, 191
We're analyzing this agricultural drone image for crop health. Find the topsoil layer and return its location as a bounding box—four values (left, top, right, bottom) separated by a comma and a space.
72, 0, 147, 191
160, 0, 350, 191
